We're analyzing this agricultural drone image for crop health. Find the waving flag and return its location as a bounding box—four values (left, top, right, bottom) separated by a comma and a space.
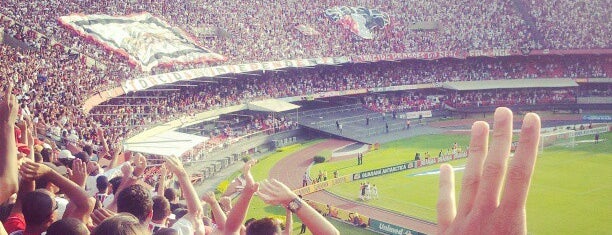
295, 24, 321, 36
325, 6, 390, 40
59, 12, 226, 71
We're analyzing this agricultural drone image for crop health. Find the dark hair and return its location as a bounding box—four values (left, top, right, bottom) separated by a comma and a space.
152, 196, 171, 221
34, 152, 43, 163
0, 203, 15, 222
108, 177, 123, 194
82, 145, 94, 156
96, 175, 109, 193
47, 218, 90, 235
22, 190, 55, 226
164, 188, 177, 202
117, 184, 152, 223
244, 218, 256, 227
172, 208, 188, 220
41, 148, 52, 162
74, 151, 90, 164
92, 213, 147, 235
153, 228, 179, 235
246, 218, 282, 235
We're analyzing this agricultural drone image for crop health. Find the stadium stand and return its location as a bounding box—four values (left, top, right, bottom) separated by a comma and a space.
0, 0, 609, 234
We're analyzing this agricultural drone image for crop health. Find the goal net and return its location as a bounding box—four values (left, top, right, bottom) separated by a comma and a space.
539, 129, 576, 153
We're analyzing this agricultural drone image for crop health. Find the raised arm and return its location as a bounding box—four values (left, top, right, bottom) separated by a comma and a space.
106, 141, 123, 170
437, 107, 541, 235
165, 155, 202, 217
0, 82, 19, 203
202, 191, 227, 231
157, 165, 167, 197
106, 156, 142, 212
258, 179, 339, 235
165, 155, 206, 234
96, 127, 110, 159
223, 160, 259, 235
20, 160, 95, 222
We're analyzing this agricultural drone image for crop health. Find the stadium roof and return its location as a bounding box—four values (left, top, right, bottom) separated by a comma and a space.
442, 78, 579, 91
124, 130, 209, 157
248, 99, 300, 112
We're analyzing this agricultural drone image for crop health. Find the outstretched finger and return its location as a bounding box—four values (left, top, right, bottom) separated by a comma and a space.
500, 113, 540, 210
437, 164, 456, 232
457, 121, 489, 216
4, 82, 13, 100
475, 107, 513, 212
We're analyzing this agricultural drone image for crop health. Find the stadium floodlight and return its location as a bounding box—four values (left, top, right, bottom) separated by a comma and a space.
538, 129, 576, 153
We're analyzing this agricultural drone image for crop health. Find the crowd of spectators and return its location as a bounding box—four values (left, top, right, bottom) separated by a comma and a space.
2, 36, 608, 162
0, 86, 341, 234
526, 0, 609, 49
445, 88, 577, 108
88, 55, 608, 135
1, 0, 609, 159
0, 81, 554, 235
182, 113, 297, 161
1, 0, 609, 73
0, 1, 605, 234
361, 91, 443, 113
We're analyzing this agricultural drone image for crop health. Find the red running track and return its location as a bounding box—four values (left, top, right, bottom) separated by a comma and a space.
268, 139, 437, 234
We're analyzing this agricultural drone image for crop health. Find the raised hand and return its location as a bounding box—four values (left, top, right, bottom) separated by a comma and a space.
164, 155, 186, 176
91, 208, 116, 227
257, 179, 297, 206
159, 164, 168, 179
121, 162, 134, 177
69, 158, 88, 187
201, 191, 217, 205
131, 153, 147, 177
242, 159, 258, 193
19, 160, 52, 181
0, 82, 18, 124
437, 107, 541, 235
219, 196, 233, 212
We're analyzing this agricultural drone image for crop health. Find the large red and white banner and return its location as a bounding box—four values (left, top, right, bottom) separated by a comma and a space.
325, 6, 390, 40
59, 12, 226, 71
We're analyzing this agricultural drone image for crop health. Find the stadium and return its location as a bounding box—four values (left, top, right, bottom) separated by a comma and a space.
0, 0, 610, 234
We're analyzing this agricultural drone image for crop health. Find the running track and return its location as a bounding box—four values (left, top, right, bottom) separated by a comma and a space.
268, 139, 437, 234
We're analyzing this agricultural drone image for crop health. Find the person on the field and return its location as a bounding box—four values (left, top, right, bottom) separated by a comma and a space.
359, 183, 365, 200
371, 184, 378, 199
437, 107, 541, 235
364, 183, 371, 201
302, 172, 309, 187
594, 133, 600, 143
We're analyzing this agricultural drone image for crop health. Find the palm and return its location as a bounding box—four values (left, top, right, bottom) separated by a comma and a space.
437, 108, 539, 235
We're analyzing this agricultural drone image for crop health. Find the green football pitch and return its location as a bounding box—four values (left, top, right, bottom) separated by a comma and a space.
310, 132, 612, 234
